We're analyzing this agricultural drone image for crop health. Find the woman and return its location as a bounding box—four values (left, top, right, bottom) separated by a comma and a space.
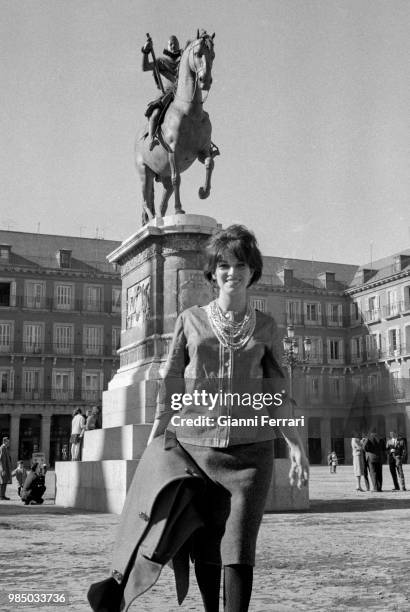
148, 224, 309, 611
351, 434, 365, 491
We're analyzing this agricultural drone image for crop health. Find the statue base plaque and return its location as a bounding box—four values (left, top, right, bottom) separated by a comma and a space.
55, 215, 309, 512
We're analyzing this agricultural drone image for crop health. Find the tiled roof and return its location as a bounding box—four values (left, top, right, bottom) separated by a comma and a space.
0, 230, 121, 274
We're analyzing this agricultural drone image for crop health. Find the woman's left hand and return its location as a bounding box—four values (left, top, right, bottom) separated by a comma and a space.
288, 442, 309, 489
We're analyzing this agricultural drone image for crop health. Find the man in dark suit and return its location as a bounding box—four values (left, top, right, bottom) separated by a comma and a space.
386, 431, 407, 491
363, 429, 385, 492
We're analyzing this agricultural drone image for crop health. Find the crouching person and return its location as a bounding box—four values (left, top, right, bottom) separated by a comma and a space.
21, 462, 46, 505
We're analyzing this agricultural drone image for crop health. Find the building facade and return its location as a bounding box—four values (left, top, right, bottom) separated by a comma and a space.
1, 228, 408, 467
249, 250, 410, 464
0, 231, 121, 466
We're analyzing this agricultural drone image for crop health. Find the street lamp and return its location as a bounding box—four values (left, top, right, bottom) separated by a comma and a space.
282, 325, 311, 397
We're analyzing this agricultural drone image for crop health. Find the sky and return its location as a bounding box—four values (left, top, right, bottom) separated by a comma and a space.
1, 0, 410, 265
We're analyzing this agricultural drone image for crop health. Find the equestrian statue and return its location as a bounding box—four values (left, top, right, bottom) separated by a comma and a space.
135, 30, 219, 225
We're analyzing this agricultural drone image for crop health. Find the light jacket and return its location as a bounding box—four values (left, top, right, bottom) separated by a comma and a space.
88, 432, 206, 612
156, 305, 285, 447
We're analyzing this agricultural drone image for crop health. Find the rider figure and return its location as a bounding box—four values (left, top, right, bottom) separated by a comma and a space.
141, 35, 182, 150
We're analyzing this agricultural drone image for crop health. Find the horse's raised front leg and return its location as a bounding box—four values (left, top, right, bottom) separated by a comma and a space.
168, 151, 185, 214
198, 154, 215, 200
159, 176, 174, 217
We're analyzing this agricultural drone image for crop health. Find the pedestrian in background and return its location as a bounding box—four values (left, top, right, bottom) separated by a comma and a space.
360, 433, 370, 491
327, 451, 333, 473
21, 462, 46, 505
386, 431, 407, 491
85, 406, 101, 431
0, 437, 12, 500
351, 435, 364, 492
70, 408, 85, 461
363, 429, 384, 492
12, 460, 27, 497
330, 451, 338, 473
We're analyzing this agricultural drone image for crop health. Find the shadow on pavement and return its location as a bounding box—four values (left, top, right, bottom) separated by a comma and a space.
308, 496, 410, 513
0, 502, 106, 517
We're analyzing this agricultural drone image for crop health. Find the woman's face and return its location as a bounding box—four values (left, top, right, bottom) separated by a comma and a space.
212, 252, 253, 297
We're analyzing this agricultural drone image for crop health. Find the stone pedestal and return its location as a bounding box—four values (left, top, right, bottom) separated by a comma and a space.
55, 214, 309, 513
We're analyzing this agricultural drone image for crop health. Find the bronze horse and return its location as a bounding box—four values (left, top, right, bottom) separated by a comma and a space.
135, 30, 217, 225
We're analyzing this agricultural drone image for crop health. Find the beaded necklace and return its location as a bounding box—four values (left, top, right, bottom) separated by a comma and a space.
207, 300, 256, 351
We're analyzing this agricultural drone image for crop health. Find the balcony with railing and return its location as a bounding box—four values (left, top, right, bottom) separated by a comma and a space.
363, 309, 381, 324
379, 344, 410, 360
1, 294, 122, 315
285, 312, 325, 326
2, 386, 104, 402
12, 342, 118, 358
382, 300, 410, 319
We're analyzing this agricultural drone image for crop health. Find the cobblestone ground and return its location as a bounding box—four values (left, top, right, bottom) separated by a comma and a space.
1, 465, 410, 612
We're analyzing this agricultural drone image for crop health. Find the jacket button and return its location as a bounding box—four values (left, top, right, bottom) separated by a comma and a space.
185, 467, 198, 476
139, 511, 149, 521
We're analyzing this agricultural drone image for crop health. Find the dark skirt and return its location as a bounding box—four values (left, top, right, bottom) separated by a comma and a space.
180, 440, 273, 566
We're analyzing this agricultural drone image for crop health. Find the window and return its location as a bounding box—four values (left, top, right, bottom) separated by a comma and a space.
55, 284, 73, 310
54, 325, 74, 354
366, 295, 380, 322
0, 281, 16, 307
366, 374, 380, 392
350, 337, 363, 361
112, 327, 121, 355
350, 301, 360, 324
308, 337, 322, 363
368, 296, 377, 311
305, 375, 321, 401
52, 369, 74, 400
388, 328, 400, 355
329, 377, 343, 400
58, 250, 71, 269
406, 325, 410, 353
23, 323, 43, 353
22, 369, 41, 400
305, 302, 322, 325
0, 246, 10, 261
85, 285, 102, 312
391, 370, 404, 398
351, 376, 363, 393
328, 338, 344, 363
84, 326, 103, 355
365, 333, 381, 359
112, 287, 121, 313
0, 369, 14, 399
25, 281, 45, 308
404, 286, 410, 311
82, 370, 103, 401
286, 300, 301, 324
0, 322, 12, 352
327, 303, 343, 327
386, 290, 398, 316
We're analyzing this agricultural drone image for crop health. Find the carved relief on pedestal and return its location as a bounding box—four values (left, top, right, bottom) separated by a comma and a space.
120, 243, 159, 276
162, 236, 207, 256
126, 277, 151, 329
178, 269, 213, 313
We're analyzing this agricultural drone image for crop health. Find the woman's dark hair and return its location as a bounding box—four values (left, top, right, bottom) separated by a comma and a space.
73, 408, 82, 417
203, 225, 263, 286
